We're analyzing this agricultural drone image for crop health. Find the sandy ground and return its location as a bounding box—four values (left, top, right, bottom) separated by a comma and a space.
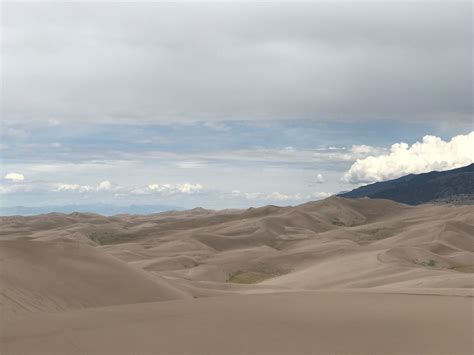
1, 197, 473, 354
2, 292, 472, 355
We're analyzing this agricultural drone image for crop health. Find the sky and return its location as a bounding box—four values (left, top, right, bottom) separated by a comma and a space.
1, 1, 473, 210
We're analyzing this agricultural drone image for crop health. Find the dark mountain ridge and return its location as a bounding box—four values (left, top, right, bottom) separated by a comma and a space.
340, 163, 474, 205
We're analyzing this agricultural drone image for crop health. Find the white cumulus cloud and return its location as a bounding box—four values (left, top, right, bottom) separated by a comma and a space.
315, 174, 325, 184
97, 180, 113, 191
0, 184, 33, 194
148, 183, 204, 195
350, 144, 385, 155
242, 191, 299, 201
230, 189, 331, 202
307, 191, 332, 199
53, 180, 122, 193
343, 132, 474, 184
4, 172, 25, 181
54, 183, 93, 192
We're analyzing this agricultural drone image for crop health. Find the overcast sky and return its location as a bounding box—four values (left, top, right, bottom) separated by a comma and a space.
1, 1, 473, 210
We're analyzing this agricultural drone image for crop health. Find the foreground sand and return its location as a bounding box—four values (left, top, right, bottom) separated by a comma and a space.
2, 291, 472, 355
1, 197, 473, 354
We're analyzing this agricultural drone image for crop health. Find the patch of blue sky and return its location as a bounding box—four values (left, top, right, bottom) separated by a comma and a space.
4, 119, 442, 155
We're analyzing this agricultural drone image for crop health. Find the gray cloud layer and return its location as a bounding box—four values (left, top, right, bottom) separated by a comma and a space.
3, 1, 472, 124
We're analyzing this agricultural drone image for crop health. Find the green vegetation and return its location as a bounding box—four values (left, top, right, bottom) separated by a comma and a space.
416, 259, 437, 267
88, 230, 133, 245
227, 271, 271, 284
227, 266, 289, 284
332, 219, 347, 227
425, 259, 437, 267
452, 265, 474, 273
357, 228, 398, 242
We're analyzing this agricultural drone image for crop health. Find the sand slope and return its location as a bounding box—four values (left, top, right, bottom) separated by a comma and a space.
2, 291, 472, 355
0, 240, 188, 318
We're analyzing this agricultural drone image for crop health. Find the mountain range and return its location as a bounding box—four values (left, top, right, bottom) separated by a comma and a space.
0, 203, 182, 216
340, 163, 474, 205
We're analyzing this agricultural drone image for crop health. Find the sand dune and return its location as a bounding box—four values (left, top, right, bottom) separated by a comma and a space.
1, 197, 473, 354
0, 240, 188, 319
2, 197, 472, 294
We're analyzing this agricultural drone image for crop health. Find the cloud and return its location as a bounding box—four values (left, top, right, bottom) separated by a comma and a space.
5, 128, 29, 139
243, 191, 300, 202
231, 190, 331, 202
350, 145, 384, 155
308, 191, 332, 199
47, 118, 61, 126
53, 180, 119, 193
175, 161, 207, 169
54, 183, 93, 193
315, 174, 325, 184
97, 180, 113, 191
227, 190, 295, 201
0, 183, 34, 194
4, 172, 25, 181
147, 183, 204, 195
177, 145, 385, 166
343, 132, 474, 184
0, 173, 334, 207
1, 179, 207, 197
2, 2, 471, 125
